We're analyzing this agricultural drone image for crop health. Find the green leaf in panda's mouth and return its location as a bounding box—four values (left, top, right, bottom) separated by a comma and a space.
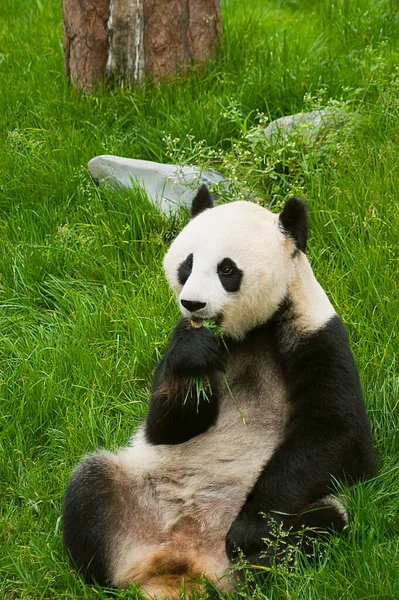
189, 317, 224, 338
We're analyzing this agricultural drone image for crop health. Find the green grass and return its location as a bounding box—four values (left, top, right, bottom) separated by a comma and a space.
1, 0, 398, 598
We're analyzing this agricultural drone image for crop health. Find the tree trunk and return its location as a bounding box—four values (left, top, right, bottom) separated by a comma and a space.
62, 0, 221, 90
142, 0, 221, 84
62, 0, 109, 90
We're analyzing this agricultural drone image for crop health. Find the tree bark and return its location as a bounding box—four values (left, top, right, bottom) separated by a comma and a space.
143, 0, 221, 84
62, 0, 109, 90
62, 0, 221, 90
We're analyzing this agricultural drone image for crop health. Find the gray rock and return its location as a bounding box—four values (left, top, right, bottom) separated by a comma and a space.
263, 109, 356, 145
88, 110, 355, 212
88, 155, 227, 215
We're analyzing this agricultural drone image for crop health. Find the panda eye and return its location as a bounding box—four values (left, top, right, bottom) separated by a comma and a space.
218, 258, 238, 277
220, 265, 233, 276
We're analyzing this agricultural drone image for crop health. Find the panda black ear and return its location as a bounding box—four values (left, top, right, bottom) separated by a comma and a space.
191, 184, 214, 218
279, 197, 308, 253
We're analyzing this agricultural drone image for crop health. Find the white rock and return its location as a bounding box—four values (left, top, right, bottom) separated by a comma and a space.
88, 155, 227, 215
264, 108, 356, 145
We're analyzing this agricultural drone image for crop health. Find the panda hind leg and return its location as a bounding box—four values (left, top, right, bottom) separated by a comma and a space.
297, 495, 348, 536
242, 495, 348, 572
291, 495, 348, 557
63, 452, 118, 586
63, 452, 227, 598
63, 451, 152, 588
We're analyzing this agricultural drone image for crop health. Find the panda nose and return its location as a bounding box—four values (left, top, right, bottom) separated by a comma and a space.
181, 299, 207, 312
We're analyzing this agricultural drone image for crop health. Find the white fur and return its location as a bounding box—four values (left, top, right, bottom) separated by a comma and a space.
320, 495, 349, 525
289, 253, 335, 333
118, 430, 161, 475
163, 201, 335, 340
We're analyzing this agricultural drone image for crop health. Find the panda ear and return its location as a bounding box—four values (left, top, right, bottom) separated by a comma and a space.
191, 184, 214, 218
279, 197, 308, 253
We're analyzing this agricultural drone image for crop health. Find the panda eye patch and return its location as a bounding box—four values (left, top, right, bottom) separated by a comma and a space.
217, 258, 243, 292
177, 253, 193, 286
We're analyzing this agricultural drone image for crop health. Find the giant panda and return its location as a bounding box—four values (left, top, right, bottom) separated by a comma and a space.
63, 186, 376, 599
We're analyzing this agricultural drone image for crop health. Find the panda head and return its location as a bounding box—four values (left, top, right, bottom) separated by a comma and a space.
163, 185, 308, 340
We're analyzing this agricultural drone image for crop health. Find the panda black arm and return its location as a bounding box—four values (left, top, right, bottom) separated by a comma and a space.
145, 319, 225, 445
226, 315, 376, 560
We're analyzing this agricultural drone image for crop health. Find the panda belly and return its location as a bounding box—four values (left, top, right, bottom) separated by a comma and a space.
111, 349, 288, 591
153, 384, 289, 530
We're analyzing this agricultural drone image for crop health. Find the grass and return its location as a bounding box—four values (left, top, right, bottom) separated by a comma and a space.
0, 0, 398, 598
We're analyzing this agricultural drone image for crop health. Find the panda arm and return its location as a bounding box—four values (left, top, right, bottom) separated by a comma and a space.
145, 318, 225, 445
226, 315, 376, 560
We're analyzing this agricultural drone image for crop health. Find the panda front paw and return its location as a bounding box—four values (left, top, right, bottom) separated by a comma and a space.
165, 318, 226, 377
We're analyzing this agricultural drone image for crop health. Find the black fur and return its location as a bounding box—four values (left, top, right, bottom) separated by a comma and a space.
162, 318, 226, 377
226, 310, 376, 564
298, 502, 347, 535
63, 456, 114, 586
279, 197, 308, 253
240, 503, 348, 572
178, 253, 193, 286
190, 184, 214, 218
145, 319, 226, 445
217, 258, 243, 292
